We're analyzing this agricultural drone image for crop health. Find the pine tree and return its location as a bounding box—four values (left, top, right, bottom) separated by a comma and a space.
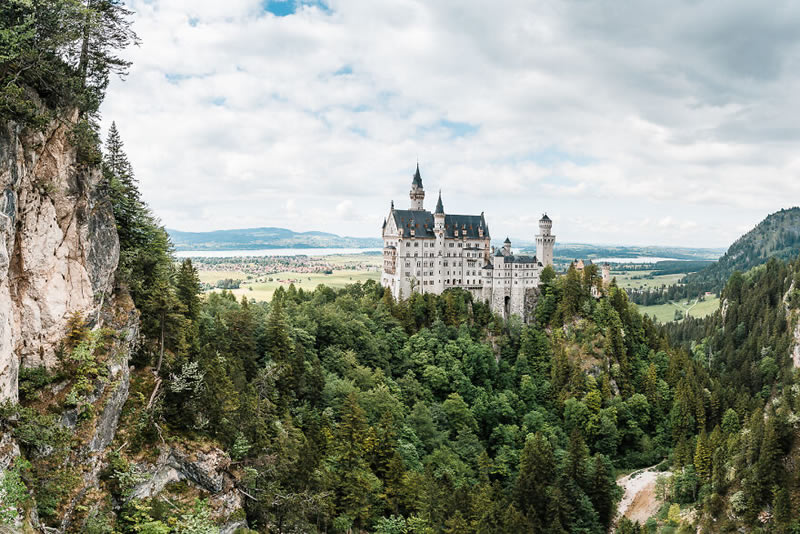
104, 122, 135, 188
755, 417, 782, 502
588, 455, 614, 527
694, 430, 711, 480
175, 258, 202, 321
76, 0, 139, 114
773, 487, 791, 531
515, 433, 555, 529
104, 122, 147, 252
328, 393, 380, 529
566, 429, 589, 489
264, 297, 292, 366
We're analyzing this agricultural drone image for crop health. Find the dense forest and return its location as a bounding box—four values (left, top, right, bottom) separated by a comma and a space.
3, 2, 800, 533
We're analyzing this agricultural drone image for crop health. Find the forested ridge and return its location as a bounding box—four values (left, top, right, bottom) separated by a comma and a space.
629, 208, 800, 306
3, 2, 800, 533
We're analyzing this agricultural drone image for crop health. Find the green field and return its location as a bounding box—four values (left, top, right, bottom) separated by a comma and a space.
636, 296, 720, 323
205, 269, 380, 302
612, 270, 686, 291
321, 253, 382, 267
198, 270, 249, 284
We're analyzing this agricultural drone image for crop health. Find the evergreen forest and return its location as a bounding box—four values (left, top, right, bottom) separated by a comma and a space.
2, 2, 800, 533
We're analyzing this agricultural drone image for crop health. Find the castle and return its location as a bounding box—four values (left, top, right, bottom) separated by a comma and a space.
381, 165, 555, 320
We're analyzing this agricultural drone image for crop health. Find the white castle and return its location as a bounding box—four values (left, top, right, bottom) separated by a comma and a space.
381, 165, 555, 320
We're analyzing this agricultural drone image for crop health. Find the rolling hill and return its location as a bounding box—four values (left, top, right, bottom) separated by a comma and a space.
167, 227, 382, 251
682, 207, 800, 291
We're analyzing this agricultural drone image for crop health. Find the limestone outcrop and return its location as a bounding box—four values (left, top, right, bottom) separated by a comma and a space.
0, 114, 119, 403
130, 445, 247, 530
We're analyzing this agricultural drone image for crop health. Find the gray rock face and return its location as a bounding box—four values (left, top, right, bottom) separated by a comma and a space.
132, 447, 231, 498
130, 446, 247, 529
0, 114, 119, 402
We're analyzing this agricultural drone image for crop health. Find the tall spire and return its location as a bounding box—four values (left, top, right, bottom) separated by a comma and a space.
412, 162, 423, 188
435, 190, 444, 214
409, 162, 425, 210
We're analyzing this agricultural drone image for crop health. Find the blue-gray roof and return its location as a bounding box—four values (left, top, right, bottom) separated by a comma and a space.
391, 209, 489, 239
503, 254, 539, 264
412, 164, 423, 188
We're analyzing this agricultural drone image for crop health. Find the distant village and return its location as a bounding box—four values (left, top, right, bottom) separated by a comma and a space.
190, 254, 377, 275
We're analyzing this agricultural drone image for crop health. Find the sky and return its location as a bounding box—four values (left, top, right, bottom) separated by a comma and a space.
102, 0, 800, 248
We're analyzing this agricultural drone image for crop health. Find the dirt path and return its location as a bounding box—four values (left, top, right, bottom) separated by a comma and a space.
614, 466, 669, 528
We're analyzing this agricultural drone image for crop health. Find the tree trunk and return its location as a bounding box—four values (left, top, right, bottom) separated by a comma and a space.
78, 0, 92, 89
156, 310, 165, 374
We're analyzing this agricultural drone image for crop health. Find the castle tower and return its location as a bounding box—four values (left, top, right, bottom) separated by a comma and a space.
434, 191, 445, 232
410, 163, 425, 210
536, 214, 555, 267
434, 191, 445, 293
503, 237, 511, 256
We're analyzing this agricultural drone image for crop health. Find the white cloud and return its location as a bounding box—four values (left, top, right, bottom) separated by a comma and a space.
101, 0, 800, 247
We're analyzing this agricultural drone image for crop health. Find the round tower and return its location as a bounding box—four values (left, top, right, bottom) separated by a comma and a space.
433, 191, 445, 293
536, 214, 555, 268
409, 163, 425, 210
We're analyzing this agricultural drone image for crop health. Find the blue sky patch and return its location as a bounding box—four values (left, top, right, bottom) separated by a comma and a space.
334, 65, 353, 76
438, 120, 479, 138
165, 73, 192, 84
262, 0, 331, 16
263, 0, 296, 17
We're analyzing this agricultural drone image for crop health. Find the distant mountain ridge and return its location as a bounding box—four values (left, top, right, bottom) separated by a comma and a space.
517, 242, 724, 261
167, 227, 382, 251
682, 207, 800, 291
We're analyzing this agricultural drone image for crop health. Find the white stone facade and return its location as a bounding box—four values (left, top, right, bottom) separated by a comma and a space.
381, 166, 555, 320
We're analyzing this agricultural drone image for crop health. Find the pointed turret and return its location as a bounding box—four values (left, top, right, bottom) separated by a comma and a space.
503, 237, 511, 256
435, 190, 444, 214
412, 162, 423, 188
409, 163, 425, 210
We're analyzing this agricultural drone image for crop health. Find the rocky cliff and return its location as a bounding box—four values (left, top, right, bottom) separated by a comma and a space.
0, 113, 119, 402
0, 116, 251, 532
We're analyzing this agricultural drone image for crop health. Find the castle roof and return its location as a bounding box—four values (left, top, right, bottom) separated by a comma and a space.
540, 213, 551, 222
435, 191, 444, 214
503, 254, 539, 264
390, 209, 489, 239
412, 163, 423, 188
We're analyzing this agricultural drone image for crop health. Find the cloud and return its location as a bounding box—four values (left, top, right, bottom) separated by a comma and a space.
101, 0, 800, 247
335, 199, 354, 219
